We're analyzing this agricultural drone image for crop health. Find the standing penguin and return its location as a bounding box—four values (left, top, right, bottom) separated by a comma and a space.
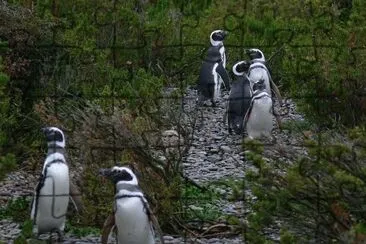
245, 48, 283, 104
197, 30, 231, 107
225, 60, 252, 134
244, 79, 274, 139
30, 127, 70, 241
99, 166, 164, 244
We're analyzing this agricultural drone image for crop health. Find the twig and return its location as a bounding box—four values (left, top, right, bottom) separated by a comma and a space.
200, 231, 238, 239
173, 216, 199, 238
199, 223, 229, 237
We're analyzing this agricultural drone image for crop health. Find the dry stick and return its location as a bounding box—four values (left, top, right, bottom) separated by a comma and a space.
274, 109, 283, 130
199, 223, 229, 237
173, 216, 200, 238
199, 231, 236, 239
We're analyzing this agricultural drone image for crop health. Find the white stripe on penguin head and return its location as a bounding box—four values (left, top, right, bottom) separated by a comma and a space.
210, 30, 225, 47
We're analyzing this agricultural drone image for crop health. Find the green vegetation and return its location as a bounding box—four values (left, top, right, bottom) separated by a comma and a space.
0, 0, 366, 242
182, 185, 223, 222
0, 197, 30, 222
13, 220, 33, 244
244, 127, 366, 243
65, 221, 100, 238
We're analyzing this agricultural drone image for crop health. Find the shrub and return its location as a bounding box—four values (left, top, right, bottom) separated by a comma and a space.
245, 126, 366, 243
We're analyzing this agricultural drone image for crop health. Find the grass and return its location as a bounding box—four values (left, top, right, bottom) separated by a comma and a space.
0, 153, 17, 181
65, 221, 100, 237
281, 119, 313, 134
0, 197, 30, 222
182, 184, 223, 222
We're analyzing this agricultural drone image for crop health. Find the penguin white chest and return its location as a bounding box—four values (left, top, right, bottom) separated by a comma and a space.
219, 46, 226, 68
249, 68, 271, 95
246, 96, 273, 139
32, 163, 70, 234
212, 63, 222, 100
115, 197, 155, 244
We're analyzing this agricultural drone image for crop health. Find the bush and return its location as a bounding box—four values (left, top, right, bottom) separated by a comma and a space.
245, 126, 366, 243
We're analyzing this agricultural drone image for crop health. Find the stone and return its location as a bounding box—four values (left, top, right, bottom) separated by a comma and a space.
220, 145, 231, 153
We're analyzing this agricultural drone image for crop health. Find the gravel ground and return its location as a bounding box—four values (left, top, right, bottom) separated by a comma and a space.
0, 87, 306, 243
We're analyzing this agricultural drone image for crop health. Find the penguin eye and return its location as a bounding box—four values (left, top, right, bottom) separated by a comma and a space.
118, 170, 133, 181
212, 32, 224, 41
46, 131, 63, 142
112, 168, 124, 175
253, 51, 262, 59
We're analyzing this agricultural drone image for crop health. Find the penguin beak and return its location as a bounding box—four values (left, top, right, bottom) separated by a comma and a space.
245, 49, 252, 55
99, 168, 112, 178
41, 127, 49, 134
99, 168, 112, 184
223, 30, 228, 37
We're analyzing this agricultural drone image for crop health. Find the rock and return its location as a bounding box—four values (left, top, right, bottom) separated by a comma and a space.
210, 148, 219, 153
220, 145, 231, 153
208, 167, 218, 171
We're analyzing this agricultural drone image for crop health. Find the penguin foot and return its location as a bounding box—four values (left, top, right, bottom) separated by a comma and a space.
50, 228, 64, 242
195, 97, 201, 106
32, 226, 39, 239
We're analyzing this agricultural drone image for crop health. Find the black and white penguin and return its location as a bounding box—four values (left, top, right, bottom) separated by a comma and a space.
245, 48, 271, 94
245, 48, 283, 104
99, 166, 164, 244
244, 79, 274, 139
225, 60, 252, 134
30, 127, 70, 241
197, 30, 231, 107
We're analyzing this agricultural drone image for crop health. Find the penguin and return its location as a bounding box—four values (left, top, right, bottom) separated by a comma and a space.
197, 30, 231, 107
30, 127, 70, 241
210, 30, 227, 69
245, 48, 283, 103
244, 79, 274, 139
225, 60, 252, 135
99, 166, 164, 244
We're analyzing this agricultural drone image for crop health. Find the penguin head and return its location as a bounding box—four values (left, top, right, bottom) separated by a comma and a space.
99, 166, 138, 185
245, 48, 266, 62
210, 30, 228, 46
252, 78, 266, 92
41, 126, 65, 148
232, 60, 251, 76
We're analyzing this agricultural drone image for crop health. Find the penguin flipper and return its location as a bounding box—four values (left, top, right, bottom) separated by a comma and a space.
216, 63, 231, 90
30, 180, 41, 221
243, 98, 255, 129
69, 182, 84, 213
149, 211, 165, 244
30, 195, 35, 220
101, 213, 115, 244
270, 80, 283, 106
265, 67, 283, 106
144, 202, 165, 244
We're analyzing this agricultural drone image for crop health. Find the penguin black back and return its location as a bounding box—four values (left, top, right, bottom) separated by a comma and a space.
204, 45, 223, 63
227, 60, 252, 134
